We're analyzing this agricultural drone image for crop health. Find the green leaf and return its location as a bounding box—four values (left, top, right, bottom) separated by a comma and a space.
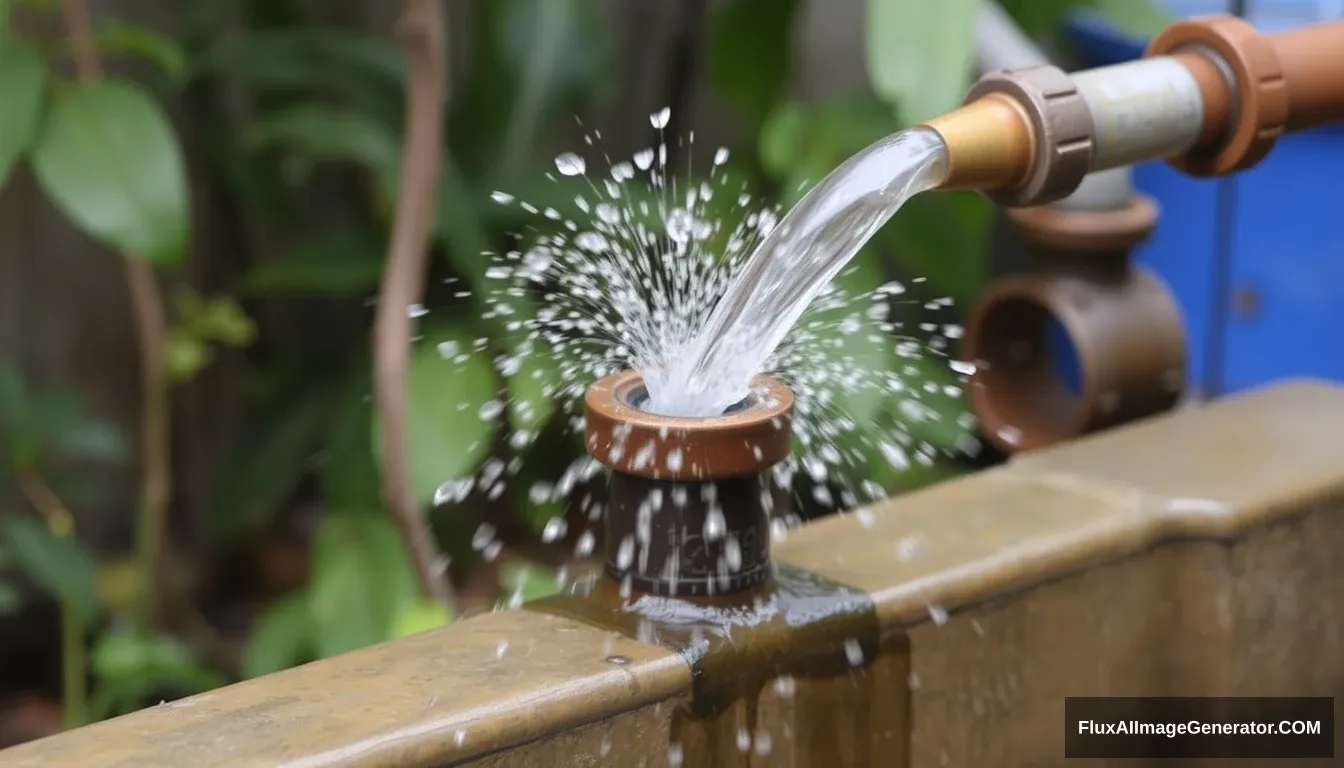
707, 0, 799, 133
246, 104, 400, 205
210, 375, 340, 540
1089, 0, 1172, 39
389, 598, 454, 639
453, 0, 611, 180
32, 79, 190, 264
321, 361, 381, 510
309, 512, 419, 658
382, 324, 498, 508
866, 0, 978, 125
0, 580, 18, 615
241, 229, 384, 295
828, 251, 896, 426
998, 0, 1084, 39
194, 30, 405, 121
96, 21, 187, 82
880, 189, 992, 306
760, 102, 809, 181
506, 341, 558, 435
0, 515, 98, 623
241, 590, 313, 678
498, 560, 560, 604
55, 421, 128, 464
88, 628, 223, 719
0, 35, 44, 190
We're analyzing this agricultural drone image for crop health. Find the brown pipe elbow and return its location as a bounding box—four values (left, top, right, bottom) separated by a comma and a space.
1150, 16, 1344, 176
962, 256, 1185, 455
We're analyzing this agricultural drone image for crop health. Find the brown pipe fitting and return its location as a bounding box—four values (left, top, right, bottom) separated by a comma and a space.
1264, 21, 1344, 131
1007, 194, 1159, 253
1148, 15, 1289, 175
1151, 17, 1344, 175
962, 257, 1186, 454
584, 371, 794, 597
922, 65, 1094, 206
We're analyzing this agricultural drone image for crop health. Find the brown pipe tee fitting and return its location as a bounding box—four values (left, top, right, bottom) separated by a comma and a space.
1150, 16, 1344, 176
584, 371, 793, 597
962, 196, 1186, 454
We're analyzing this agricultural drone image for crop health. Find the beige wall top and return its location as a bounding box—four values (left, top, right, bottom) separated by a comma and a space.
3, 379, 1342, 767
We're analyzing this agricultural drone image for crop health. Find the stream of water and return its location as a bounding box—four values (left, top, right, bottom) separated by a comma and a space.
643, 127, 950, 417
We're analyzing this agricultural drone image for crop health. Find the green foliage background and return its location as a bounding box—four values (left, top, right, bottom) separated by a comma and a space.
0, 0, 1166, 731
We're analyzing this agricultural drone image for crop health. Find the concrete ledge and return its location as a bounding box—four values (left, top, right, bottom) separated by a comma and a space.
0, 611, 691, 767
3, 380, 1342, 766
777, 380, 1344, 626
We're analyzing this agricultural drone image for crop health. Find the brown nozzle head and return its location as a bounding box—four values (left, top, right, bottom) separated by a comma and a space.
584, 371, 794, 597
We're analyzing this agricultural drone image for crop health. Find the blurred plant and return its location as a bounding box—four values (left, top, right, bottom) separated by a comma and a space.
0, 0, 1177, 731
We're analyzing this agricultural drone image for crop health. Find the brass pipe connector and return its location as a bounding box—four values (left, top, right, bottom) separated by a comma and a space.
921, 65, 1094, 207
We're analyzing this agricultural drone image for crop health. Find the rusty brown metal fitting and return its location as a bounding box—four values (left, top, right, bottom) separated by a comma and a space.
962, 259, 1186, 454
584, 370, 794, 597
1007, 194, 1159, 253
923, 65, 1094, 207
1148, 15, 1289, 176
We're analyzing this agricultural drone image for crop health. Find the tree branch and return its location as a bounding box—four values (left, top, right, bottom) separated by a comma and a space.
372, 0, 455, 609
60, 0, 172, 631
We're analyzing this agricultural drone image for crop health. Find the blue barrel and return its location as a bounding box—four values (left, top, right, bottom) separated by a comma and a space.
1065, 0, 1344, 398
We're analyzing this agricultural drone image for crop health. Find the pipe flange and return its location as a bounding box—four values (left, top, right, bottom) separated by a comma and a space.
966, 65, 1095, 207
1148, 15, 1288, 176
585, 370, 794, 481
1007, 194, 1159, 253
963, 267, 1186, 454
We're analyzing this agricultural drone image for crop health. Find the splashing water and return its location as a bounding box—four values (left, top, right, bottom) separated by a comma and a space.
435, 108, 974, 567
646, 128, 949, 417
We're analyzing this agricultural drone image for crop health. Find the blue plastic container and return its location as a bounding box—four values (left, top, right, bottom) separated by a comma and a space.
1065, 1, 1344, 398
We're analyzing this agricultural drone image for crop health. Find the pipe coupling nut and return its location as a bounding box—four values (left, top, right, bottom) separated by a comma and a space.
1148, 15, 1288, 175
967, 65, 1095, 207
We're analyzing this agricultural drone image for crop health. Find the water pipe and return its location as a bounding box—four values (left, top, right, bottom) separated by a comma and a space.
924, 15, 1344, 206
584, 370, 793, 597
960, 2, 1187, 453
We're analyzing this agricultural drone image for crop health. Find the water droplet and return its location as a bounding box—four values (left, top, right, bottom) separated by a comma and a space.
649, 107, 671, 129
479, 400, 504, 421
554, 152, 586, 176
541, 517, 567, 543
928, 604, 949, 626
713, 147, 730, 166
843, 638, 865, 667
605, 654, 629, 665
489, 191, 514, 205
632, 148, 655, 170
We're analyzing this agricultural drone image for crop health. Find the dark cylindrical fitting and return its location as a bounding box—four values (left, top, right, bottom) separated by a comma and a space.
584, 370, 794, 598
963, 261, 1186, 454
604, 472, 771, 596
